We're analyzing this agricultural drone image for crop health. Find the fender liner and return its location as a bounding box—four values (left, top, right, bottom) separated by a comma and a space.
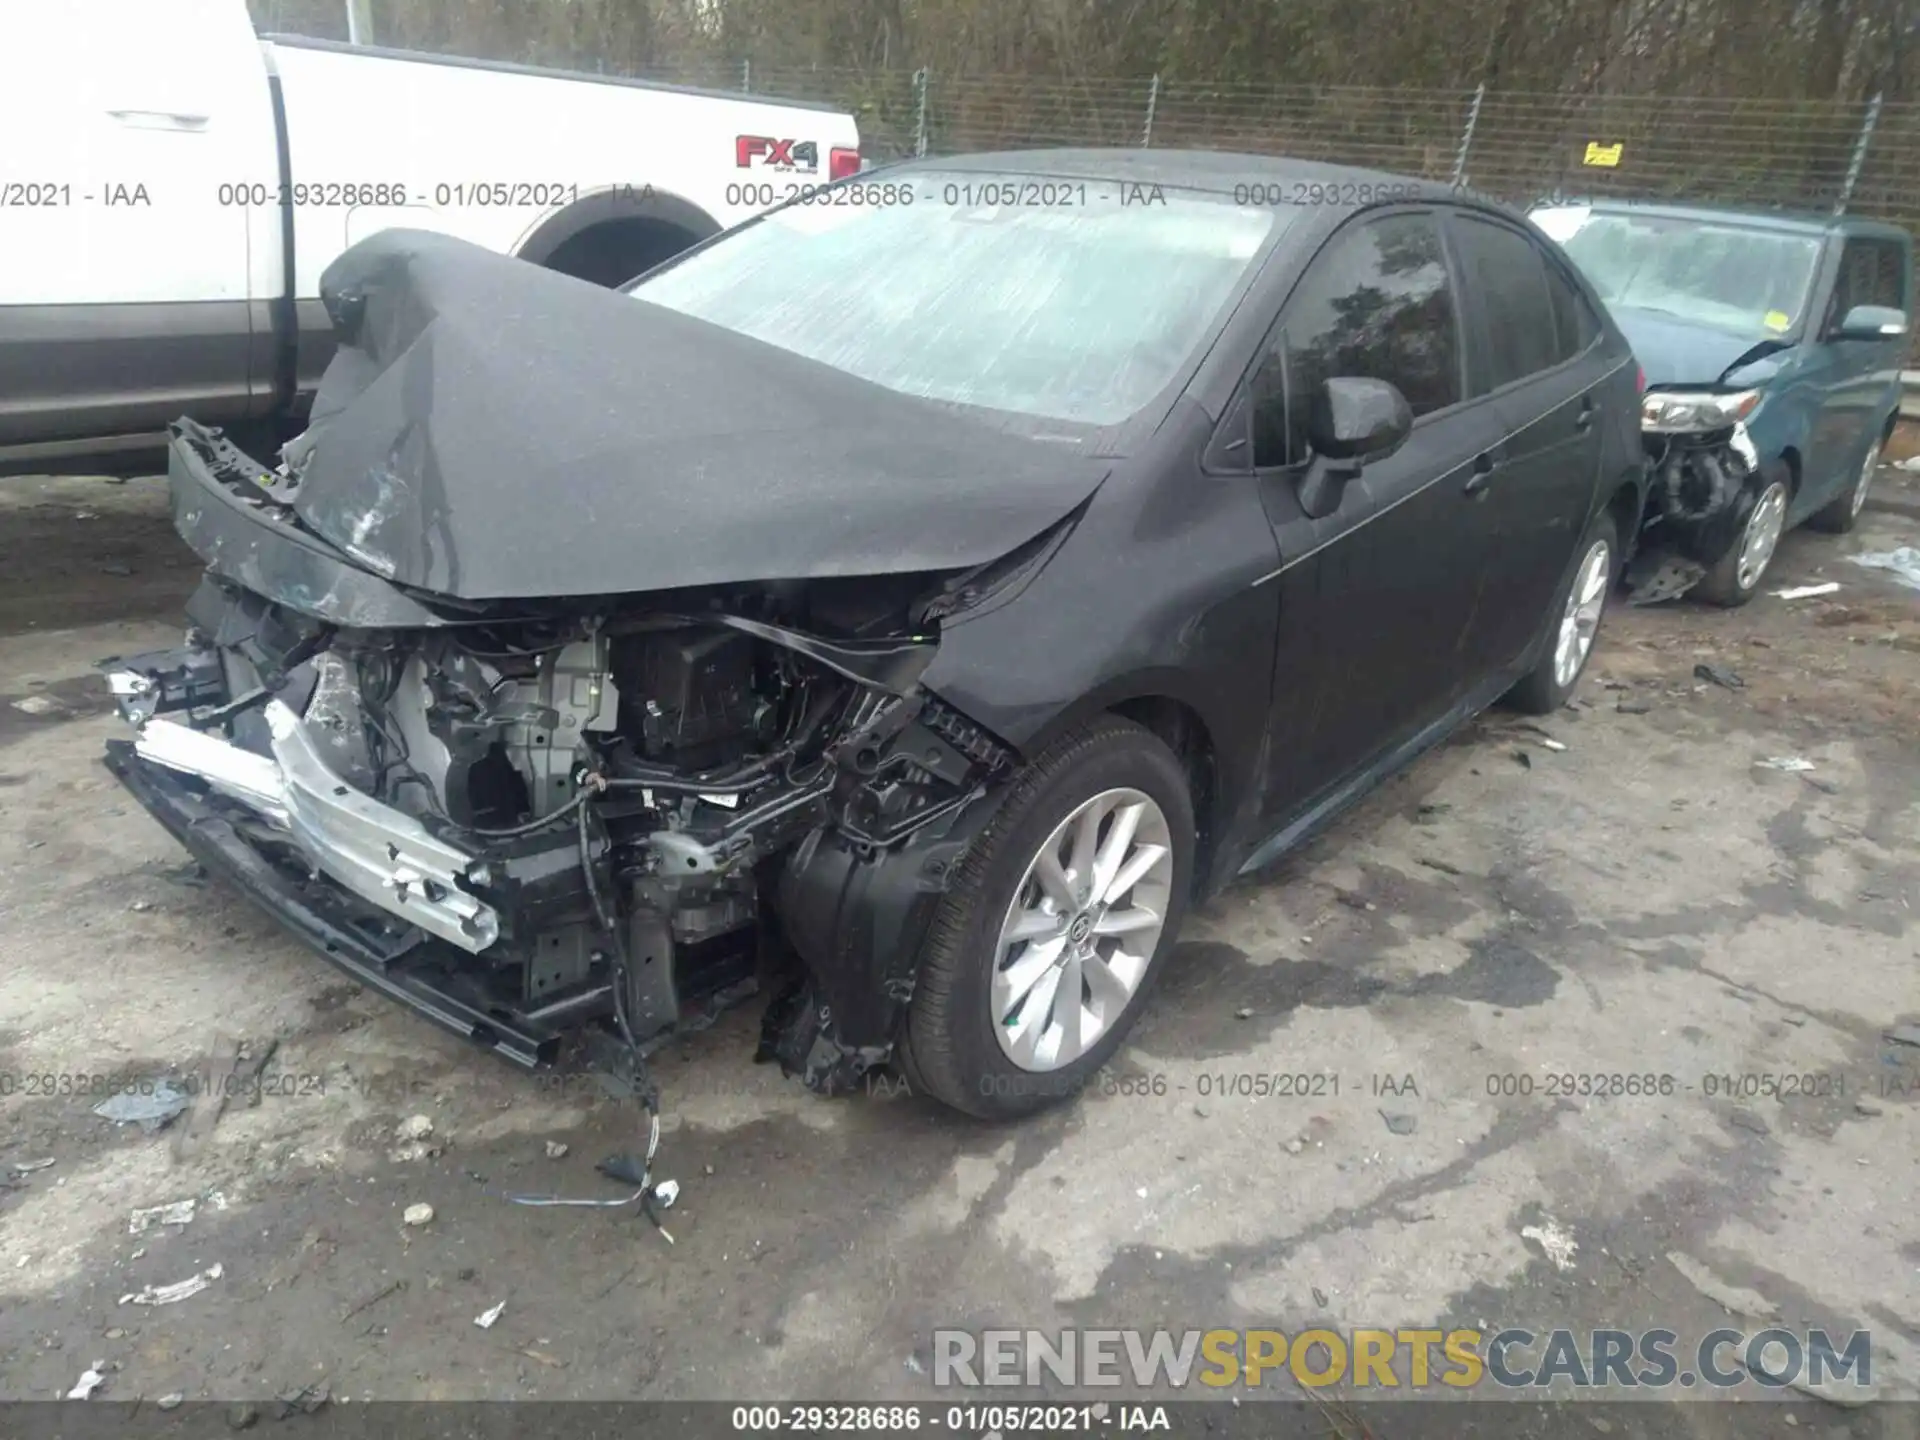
513, 187, 723, 270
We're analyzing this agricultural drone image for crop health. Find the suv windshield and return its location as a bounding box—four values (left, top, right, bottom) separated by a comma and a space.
629, 173, 1281, 427
1533, 207, 1821, 337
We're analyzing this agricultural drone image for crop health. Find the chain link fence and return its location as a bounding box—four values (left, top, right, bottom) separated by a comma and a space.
252, 1, 1920, 361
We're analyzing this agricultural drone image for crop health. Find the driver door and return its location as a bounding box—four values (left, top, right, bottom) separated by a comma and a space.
1245, 209, 1514, 830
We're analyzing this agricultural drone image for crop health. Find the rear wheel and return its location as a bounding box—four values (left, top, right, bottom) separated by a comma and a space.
1506, 509, 1619, 715
1808, 432, 1884, 534
1695, 471, 1790, 607
897, 718, 1194, 1119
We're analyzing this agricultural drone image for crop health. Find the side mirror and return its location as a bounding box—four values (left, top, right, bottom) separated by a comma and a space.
1830, 303, 1908, 343
1298, 377, 1413, 519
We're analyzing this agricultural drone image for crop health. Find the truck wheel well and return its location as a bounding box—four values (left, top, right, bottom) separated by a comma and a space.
1108, 696, 1216, 892
540, 217, 701, 288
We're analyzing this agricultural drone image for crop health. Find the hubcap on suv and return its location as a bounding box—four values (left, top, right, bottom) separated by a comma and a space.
991, 787, 1173, 1072
1737, 481, 1789, 591
1853, 440, 1880, 519
1553, 539, 1612, 688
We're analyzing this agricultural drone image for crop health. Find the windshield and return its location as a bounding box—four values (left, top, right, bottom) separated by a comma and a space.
629, 173, 1281, 427
1534, 207, 1821, 336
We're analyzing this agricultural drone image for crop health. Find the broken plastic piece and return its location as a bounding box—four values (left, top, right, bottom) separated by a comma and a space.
1755, 756, 1816, 773
653, 1179, 679, 1209
119, 1262, 223, 1306
1771, 582, 1840, 600
93, 1081, 190, 1133
128, 1200, 197, 1234
474, 1301, 506, 1329
66, 1363, 108, 1400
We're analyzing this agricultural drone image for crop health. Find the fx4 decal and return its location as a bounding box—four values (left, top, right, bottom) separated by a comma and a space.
736, 136, 820, 173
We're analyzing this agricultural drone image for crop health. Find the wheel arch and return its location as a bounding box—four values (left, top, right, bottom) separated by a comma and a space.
1005, 677, 1233, 899
513, 186, 723, 283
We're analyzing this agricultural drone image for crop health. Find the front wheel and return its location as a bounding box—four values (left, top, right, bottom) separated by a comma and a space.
897, 718, 1195, 1119
1505, 509, 1619, 715
1695, 470, 1791, 607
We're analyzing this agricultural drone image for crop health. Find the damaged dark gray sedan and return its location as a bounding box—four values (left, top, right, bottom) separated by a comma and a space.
103, 152, 1644, 1117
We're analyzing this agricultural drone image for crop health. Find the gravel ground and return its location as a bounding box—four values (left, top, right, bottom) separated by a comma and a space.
1, 464, 1917, 1435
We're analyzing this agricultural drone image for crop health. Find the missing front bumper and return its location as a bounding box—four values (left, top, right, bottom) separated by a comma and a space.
120, 690, 499, 952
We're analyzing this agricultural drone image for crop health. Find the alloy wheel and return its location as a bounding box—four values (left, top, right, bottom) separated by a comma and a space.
1736, 481, 1790, 592
991, 787, 1173, 1071
1552, 538, 1611, 689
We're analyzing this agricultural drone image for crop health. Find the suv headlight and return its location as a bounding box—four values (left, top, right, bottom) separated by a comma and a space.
1640, 388, 1762, 433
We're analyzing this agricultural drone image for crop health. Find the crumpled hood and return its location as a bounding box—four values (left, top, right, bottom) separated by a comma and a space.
1608, 304, 1790, 389
284, 230, 1111, 602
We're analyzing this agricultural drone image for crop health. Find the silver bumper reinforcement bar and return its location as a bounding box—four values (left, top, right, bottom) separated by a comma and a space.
122, 690, 500, 952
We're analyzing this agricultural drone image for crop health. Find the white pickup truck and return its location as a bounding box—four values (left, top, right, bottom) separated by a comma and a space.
0, 0, 860, 471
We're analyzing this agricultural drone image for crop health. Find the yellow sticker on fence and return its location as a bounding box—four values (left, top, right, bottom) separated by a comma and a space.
1764, 310, 1791, 332
1582, 142, 1624, 168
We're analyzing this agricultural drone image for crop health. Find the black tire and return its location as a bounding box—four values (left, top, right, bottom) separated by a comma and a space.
1808, 429, 1887, 534
1695, 468, 1792, 607
1505, 508, 1621, 715
897, 718, 1195, 1119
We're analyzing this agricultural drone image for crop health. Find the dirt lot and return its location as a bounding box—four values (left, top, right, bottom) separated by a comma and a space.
1, 464, 1917, 1432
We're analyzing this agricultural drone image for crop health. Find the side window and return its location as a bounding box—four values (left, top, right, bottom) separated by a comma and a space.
1543, 255, 1602, 363
1828, 239, 1907, 327
1249, 212, 1461, 467
1450, 214, 1560, 392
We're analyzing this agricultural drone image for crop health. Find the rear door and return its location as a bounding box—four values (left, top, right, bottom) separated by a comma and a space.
1443, 209, 1613, 679
0, 0, 281, 446
1243, 209, 1513, 826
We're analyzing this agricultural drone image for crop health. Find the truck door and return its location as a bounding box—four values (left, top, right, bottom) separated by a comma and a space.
0, 0, 283, 449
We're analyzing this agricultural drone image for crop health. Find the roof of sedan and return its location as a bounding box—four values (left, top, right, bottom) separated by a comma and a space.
906, 148, 1467, 203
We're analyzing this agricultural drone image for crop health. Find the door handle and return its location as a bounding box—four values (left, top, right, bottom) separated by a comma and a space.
1574, 396, 1597, 433
108, 108, 211, 130
1464, 448, 1502, 496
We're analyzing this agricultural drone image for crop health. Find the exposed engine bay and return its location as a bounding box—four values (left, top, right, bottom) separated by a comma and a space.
104, 421, 1036, 1101
1622, 398, 1760, 603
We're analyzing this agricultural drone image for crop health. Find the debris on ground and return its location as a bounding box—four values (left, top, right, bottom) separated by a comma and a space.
339, 1279, 406, 1323
1416, 856, 1462, 876
157, 1392, 184, 1410
173, 1037, 279, 1162
1886, 1024, 1920, 1048
544, 1141, 569, 1160
1848, 546, 1920, 593
1380, 1111, 1417, 1135
1729, 1109, 1770, 1136
474, 1301, 506, 1329
653, 1180, 680, 1209
11, 694, 66, 715
1512, 749, 1532, 769
389, 1114, 441, 1163
128, 1200, 197, 1234
1771, 582, 1841, 600
92, 1081, 190, 1134
1234, 1006, 1254, 1019
1616, 698, 1653, 714
274, 1381, 330, 1417
1694, 663, 1746, 689
402, 1203, 435, 1226
1755, 756, 1817, 773
119, 1262, 223, 1306
65, 1362, 108, 1399
1520, 1219, 1579, 1270
11, 1158, 56, 1174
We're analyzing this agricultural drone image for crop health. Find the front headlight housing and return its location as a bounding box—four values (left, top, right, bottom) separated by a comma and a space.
1640, 388, 1762, 434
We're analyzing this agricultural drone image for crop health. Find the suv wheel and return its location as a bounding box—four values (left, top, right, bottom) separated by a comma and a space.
1695, 471, 1791, 607
897, 718, 1194, 1118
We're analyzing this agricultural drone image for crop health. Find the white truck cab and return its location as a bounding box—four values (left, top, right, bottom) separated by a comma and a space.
0, 0, 859, 469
